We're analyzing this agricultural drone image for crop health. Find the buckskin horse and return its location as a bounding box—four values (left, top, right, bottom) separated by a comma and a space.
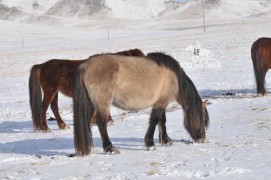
73, 52, 209, 156
29, 49, 145, 131
251, 37, 271, 95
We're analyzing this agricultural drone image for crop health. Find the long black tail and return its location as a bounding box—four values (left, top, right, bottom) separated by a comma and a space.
29, 65, 43, 129
73, 65, 94, 156
147, 52, 209, 142
251, 40, 266, 95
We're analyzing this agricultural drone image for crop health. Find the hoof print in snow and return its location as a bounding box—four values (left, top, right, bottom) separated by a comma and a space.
67, 153, 76, 158
222, 92, 235, 96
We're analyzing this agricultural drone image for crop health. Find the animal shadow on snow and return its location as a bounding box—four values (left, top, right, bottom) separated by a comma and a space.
199, 88, 270, 98
0, 137, 192, 156
0, 120, 33, 133
108, 137, 192, 151
0, 120, 70, 133
0, 137, 74, 156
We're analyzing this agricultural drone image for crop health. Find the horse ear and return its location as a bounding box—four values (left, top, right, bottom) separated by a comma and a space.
202, 100, 208, 109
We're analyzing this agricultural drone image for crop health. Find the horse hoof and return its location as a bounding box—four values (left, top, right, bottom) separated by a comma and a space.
162, 141, 173, 146
160, 137, 173, 146
34, 127, 51, 132
195, 137, 206, 143
59, 123, 69, 129
43, 128, 51, 132
111, 146, 120, 154
105, 145, 120, 154
147, 146, 156, 151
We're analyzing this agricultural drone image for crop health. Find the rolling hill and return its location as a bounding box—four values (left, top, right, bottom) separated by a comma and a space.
0, 0, 270, 25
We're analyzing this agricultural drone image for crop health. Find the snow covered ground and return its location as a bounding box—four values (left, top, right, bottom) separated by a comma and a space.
1, 2, 271, 179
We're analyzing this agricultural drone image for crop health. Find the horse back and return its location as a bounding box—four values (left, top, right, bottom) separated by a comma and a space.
39, 59, 85, 97
82, 55, 179, 110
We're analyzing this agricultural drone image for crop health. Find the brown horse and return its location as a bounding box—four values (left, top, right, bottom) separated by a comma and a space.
251, 37, 271, 95
73, 52, 209, 156
29, 49, 145, 131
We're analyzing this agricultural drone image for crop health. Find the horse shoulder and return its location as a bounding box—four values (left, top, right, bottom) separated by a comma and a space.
159, 69, 179, 102
83, 56, 120, 84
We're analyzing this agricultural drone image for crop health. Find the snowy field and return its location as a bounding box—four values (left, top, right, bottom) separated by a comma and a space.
1, 12, 271, 180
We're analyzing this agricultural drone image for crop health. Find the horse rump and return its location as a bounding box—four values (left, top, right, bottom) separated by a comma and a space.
251, 38, 271, 95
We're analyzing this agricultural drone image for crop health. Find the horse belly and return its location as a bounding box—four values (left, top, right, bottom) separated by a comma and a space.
113, 93, 157, 111
59, 87, 72, 97
113, 78, 178, 111
113, 76, 164, 110
59, 77, 73, 97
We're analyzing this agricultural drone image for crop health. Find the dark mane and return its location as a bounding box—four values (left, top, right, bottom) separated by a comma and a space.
147, 52, 182, 76
147, 52, 209, 137
88, 49, 145, 60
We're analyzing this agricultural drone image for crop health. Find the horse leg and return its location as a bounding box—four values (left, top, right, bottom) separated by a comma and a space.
260, 70, 267, 95
96, 109, 119, 154
50, 93, 68, 129
91, 111, 113, 125
40, 93, 53, 131
144, 108, 161, 149
158, 109, 172, 146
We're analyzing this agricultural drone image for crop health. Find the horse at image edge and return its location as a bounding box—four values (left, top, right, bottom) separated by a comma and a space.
251, 37, 271, 95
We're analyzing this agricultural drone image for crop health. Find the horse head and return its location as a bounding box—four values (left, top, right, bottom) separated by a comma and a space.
202, 100, 209, 128
194, 99, 209, 143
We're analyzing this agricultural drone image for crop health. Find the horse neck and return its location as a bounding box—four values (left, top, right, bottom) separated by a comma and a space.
177, 70, 202, 116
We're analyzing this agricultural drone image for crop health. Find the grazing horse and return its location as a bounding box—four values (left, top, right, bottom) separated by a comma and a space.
29, 49, 145, 131
73, 52, 209, 156
251, 37, 271, 95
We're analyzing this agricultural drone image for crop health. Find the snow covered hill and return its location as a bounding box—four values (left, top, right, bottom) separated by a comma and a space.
45, 0, 105, 18
0, 0, 271, 179
0, 0, 270, 25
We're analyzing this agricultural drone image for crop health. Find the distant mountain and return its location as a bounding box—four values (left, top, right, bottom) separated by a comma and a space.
45, 0, 106, 18
0, 4, 29, 21
0, 0, 270, 25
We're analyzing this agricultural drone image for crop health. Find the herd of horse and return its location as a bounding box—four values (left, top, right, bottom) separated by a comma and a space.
28, 37, 271, 156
